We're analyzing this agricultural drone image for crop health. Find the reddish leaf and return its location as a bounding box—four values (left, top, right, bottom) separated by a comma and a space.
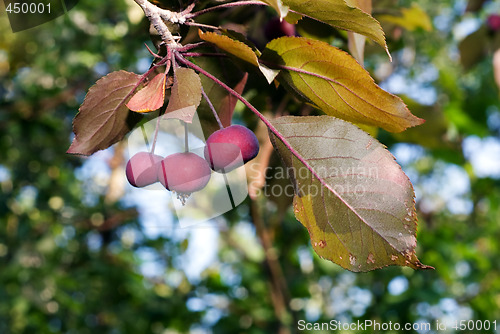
219, 73, 248, 127
67, 71, 142, 156
126, 72, 166, 113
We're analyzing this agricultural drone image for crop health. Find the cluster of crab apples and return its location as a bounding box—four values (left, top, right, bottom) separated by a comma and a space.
126, 125, 260, 196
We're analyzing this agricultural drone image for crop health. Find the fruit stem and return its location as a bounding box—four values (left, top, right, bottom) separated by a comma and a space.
140, 124, 150, 151
150, 108, 164, 155
184, 121, 189, 153
175, 52, 285, 145
200, 85, 224, 129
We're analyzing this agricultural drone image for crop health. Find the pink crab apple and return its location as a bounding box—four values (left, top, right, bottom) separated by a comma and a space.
204, 124, 260, 172
487, 14, 500, 32
126, 152, 163, 188
157, 152, 211, 194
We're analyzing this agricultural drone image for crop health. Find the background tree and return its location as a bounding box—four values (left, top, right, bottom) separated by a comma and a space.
1, 0, 500, 333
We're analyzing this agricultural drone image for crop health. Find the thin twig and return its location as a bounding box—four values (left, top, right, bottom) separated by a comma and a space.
186, 1, 266, 19
184, 21, 221, 30
182, 52, 228, 58
176, 42, 208, 52
145, 43, 162, 58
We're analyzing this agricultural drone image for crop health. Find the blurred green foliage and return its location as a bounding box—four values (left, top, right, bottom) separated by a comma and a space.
1, 0, 500, 333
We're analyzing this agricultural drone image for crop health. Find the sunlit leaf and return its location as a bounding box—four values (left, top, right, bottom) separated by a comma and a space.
268, 115, 433, 272
67, 71, 142, 155
199, 30, 278, 82
199, 31, 259, 67
261, 37, 424, 132
126, 72, 166, 113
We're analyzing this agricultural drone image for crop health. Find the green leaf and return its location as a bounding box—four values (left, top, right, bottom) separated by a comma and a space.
268, 115, 433, 272
283, 0, 388, 53
379, 4, 433, 32
458, 25, 487, 71
165, 67, 202, 123
67, 70, 142, 156
261, 37, 424, 132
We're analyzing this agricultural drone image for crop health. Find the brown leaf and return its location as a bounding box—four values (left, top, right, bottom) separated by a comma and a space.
67, 71, 142, 156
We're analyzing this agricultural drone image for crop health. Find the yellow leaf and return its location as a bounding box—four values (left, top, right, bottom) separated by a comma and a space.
262, 37, 424, 132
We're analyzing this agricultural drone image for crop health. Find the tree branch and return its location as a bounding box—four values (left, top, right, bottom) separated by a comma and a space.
133, 0, 185, 46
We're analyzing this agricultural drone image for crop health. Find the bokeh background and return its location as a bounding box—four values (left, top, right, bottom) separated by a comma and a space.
1, 0, 500, 333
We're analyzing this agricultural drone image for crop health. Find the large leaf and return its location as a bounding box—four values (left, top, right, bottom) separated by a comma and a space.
67, 71, 142, 156
165, 67, 202, 123
261, 37, 424, 132
283, 0, 388, 53
268, 115, 432, 272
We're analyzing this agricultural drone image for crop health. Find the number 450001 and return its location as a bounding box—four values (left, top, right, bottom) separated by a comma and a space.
6, 2, 51, 14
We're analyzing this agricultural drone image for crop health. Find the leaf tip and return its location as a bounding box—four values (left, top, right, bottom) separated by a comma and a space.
66, 140, 87, 156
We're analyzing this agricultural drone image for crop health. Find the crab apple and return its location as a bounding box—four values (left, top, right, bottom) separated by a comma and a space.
264, 17, 296, 41
204, 125, 260, 172
158, 152, 211, 194
487, 14, 500, 32
126, 152, 163, 188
